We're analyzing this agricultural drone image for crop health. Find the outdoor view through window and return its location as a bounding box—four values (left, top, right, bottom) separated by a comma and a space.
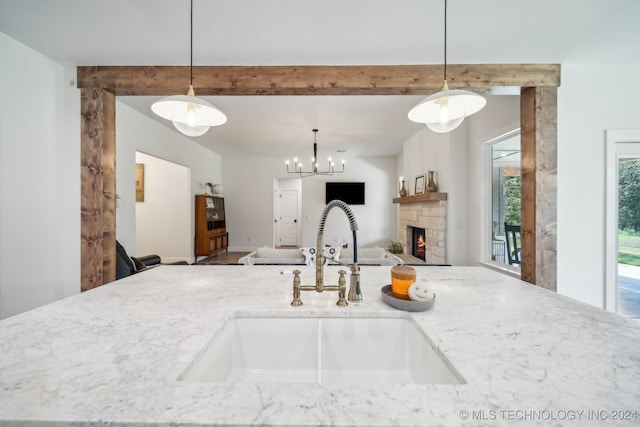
618, 156, 640, 318
490, 133, 521, 268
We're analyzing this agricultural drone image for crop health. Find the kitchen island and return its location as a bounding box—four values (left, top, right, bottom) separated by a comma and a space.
0, 265, 639, 426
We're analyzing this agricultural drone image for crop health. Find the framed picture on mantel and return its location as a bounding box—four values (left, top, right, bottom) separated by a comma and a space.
414, 174, 425, 195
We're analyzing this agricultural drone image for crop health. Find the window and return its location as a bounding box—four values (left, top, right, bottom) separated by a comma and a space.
487, 131, 521, 268
605, 131, 640, 317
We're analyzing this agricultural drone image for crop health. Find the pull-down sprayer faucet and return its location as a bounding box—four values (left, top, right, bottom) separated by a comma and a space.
290, 200, 362, 306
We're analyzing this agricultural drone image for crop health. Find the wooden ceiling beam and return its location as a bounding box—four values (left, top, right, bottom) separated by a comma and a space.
77, 64, 560, 96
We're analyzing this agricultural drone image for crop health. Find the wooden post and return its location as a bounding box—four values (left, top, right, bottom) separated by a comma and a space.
520, 87, 557, 290
80, 88, 116, 291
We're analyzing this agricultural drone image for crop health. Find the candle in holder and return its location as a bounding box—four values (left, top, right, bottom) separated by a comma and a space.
390, 266, 416, 300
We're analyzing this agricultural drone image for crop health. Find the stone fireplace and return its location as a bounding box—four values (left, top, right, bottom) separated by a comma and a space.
394, 193, 447, 264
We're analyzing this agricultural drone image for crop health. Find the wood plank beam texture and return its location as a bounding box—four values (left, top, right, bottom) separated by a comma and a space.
80, 88, 116, 292
77, 64, 560, 96
101, 90, 117, 287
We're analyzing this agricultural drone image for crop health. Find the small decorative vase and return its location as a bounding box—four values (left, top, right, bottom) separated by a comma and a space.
399, 180, 408, 197
426, 171, 438, 193
213, 184, 223, 195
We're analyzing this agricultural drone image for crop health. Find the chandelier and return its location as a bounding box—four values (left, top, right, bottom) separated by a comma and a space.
408, 0, 486, 133
286, 129, 345, 177
151, 0, 227, 137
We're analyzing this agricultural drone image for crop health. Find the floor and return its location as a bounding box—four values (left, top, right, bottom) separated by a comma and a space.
200, 251, 250, 264
395, 253, 426, 265
619, 263, 640, 319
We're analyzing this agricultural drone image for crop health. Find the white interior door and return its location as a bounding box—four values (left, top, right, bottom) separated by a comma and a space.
278, 190, 299, 246
274, 179, 302, 247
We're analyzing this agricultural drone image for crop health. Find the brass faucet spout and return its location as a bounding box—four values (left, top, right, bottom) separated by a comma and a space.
316, 200, 361, 302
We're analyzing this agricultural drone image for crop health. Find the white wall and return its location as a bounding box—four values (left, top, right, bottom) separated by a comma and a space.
0, 33, 80, 319
222, 155, 397, 251
134, 152, 191, 263
401, 128, 471, 265
0, 33, 224, 318
400, 129, 457, 261
557, 63, 640, 308
446, 129, 471, 266
115, 102, 222, 261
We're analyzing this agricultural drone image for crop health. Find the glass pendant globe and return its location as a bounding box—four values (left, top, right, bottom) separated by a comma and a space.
426, 116, 465, 133
172, 120, 210, 137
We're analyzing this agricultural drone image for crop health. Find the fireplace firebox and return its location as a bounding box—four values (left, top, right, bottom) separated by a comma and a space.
410, 226, 426, 261
397, 196, 446, 264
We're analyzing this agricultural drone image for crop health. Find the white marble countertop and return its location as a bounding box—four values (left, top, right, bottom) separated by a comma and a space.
1, 265, 639, 426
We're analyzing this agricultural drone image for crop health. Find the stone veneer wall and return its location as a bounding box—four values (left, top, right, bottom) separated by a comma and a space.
398, 200, 447, 264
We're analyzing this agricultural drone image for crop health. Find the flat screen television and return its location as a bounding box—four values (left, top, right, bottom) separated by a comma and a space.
325, 182, 365, 205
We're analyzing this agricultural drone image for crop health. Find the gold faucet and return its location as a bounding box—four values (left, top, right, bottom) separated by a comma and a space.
291, 269, 348, 306
290, 200, 362, 307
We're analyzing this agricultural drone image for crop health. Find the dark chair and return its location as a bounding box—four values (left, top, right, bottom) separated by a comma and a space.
504, 223, 521, 266
115, 240, 187, 280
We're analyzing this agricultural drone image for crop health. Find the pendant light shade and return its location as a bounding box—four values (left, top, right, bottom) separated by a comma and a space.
408, 81, 486, 133
151, 0, 226, 136
408, 0, 485, 133
152, 86, 227, 137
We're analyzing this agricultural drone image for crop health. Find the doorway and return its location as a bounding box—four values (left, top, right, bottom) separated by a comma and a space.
605, 131, 640, 318
482, 129, 521, 269
274, 178, 302, 248
135, 152, 191, 263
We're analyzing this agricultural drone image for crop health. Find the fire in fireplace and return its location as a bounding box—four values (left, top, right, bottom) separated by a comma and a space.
411, 226, 426, 261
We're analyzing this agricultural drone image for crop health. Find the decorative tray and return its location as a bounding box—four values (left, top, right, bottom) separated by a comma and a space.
380, 285, 435, 312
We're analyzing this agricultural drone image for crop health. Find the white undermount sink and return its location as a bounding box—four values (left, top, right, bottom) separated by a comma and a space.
178, 315, 464, 385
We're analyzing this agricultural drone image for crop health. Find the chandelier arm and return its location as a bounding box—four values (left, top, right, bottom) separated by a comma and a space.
285, 129, 345, 177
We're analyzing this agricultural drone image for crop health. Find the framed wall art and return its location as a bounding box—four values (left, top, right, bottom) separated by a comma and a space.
414, 174, 425, 195
135, 163, 144, 202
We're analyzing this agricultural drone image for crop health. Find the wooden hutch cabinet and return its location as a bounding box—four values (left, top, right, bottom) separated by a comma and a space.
194, 195, 228, 258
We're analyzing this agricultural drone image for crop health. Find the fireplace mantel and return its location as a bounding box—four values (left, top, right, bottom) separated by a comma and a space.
393, 192, 447, 204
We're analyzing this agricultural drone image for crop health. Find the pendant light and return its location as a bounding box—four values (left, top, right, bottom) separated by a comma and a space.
408, 0, 486, 133
151, 0, 226, 137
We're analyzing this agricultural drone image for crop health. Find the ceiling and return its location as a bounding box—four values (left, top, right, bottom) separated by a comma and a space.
1, 0, 638, 157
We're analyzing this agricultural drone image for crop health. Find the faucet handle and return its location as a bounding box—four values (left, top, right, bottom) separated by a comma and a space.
291, 269, 303, 306
336, 270, 348, 307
